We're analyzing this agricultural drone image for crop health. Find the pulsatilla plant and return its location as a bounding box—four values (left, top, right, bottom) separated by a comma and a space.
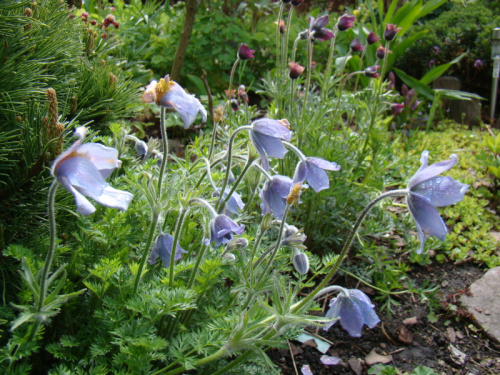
2, 5, 468, 375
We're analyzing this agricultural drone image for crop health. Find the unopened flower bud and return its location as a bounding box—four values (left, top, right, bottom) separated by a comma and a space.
226, 237, 249, 251
376, 45, 390, 60
384, 24, 402, 41
350, 38, 363, 52
292, 251, 310, 274
237, 43, 255, 60
364, 65, 380, 79
338, 14, 355, 31
289, 62, 305, 80
366, 31, 379, 45
275, 19, 286, 34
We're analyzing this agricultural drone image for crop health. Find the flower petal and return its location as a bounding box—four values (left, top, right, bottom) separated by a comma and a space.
60, 182, 96, 215
252, 119, 292, 141
303, 161, 330, 192
338, 296, 364, 337
159, 82, 207, 128
76, 143, 122, 179
251, 132, 288, 169
408, 193, 448, 243
408, 151, 458, 189
87, 186, 134, 212
307, 157, 340, 171
412, 176, 469, 207
55, 157, 107, 198
293, 161, 307, 184
320, 355, 341, 366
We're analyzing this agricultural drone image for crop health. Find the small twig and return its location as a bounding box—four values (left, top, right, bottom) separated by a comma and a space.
380, 322, 398, 345
389, 348, 406, 355
304, 330, 335, 346
287, 339, 299, 375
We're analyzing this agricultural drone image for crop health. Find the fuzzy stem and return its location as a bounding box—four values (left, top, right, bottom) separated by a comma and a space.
217, 155, 254, 213
37, 181, 58, 312
321, 25, 338, 101
169, 207, 188, 287
282, 141, 306, 161
153, 346, 229, 375
299, 34, 313, 148
291, 189, 408, 313
215, 126, 252, 211
157, 106, 168, 196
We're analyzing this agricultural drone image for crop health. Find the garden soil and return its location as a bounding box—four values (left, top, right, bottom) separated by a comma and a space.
267, 262, 500, 374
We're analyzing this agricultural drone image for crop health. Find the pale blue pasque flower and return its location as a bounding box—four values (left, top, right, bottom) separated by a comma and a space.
324, 289, 380, 337
407, 151, 469, 253
148, 233, 187, 267
250, 118, 292, 170
207, 214, 245, 248
214, 188, 245, 216
293, 157, 340, 192
260, 175, 293, 219
142, 75, 207, 129
52, 127, 133, 215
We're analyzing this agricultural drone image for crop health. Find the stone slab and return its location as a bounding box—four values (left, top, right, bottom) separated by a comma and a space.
461, 267, 500, 343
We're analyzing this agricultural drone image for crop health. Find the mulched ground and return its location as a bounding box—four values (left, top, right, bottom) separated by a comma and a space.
267, 262, 500, 374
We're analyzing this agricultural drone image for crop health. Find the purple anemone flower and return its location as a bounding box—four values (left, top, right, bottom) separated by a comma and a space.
237, 43, 255, 60
260, 175, 293, 219
142, 75, 207, 129
52, 127, 133, 215
208, 214, 245, 248
366, 31, 380, 45
384, 24, 402, 41
214, 188, 245, 216
407, 151, 469, 253
337, 14, 355, 31
350, 38, 363, 52
293, 157, 340, 193
324, 289, 380, 337
474, 59, 484, 69
249, 118, 292, 170
289, 62, 305, 80
148, 233, 187, 267
309, 15, 334, 42
364, 65, 380, 79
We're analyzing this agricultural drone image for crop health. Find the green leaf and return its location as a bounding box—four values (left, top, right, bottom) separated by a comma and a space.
186, 74, 207, 96
418, 0, 446, 19
435, 89, 484, 101
383, 0, 399, 24
393, 68, 434, 101
420, 53, 467, 85
391, 0, 423, 35
387, 30, 428, 68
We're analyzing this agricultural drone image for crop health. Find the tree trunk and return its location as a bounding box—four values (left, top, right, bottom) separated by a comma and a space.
170, 0, 200, 82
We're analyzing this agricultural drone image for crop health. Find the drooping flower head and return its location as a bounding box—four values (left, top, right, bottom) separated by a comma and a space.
324, 289, 380, 337
366, 31, 380, 45
207, 214, 245, 248
289, 62, 305, 80
275, 19, 286, 34
350, 38, 363, 52
148, 233, 187, 267
51, 127, 133, 215
308, 15, 334, 42
293, 157, 340, 192
407, 151, 469, 253
142, 75, 207, 129
260, 175, 293, 220
376, 45, 390, 60
213, 188, 245, 216
364, 65, 381, 79
337, 13, 355, 31
384, 23, 402, 41
249, 118, 292, 170
237, 43, 255, 60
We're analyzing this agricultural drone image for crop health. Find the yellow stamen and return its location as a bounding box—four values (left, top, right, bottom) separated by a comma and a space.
155, 77, 175, 105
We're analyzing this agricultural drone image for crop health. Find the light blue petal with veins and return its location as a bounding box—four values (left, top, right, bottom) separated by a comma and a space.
408, 192, 448, 242
338, 296, 364, 337
76, 143, 121, 179
56, 157, 107, 197
412, 176, 469, 207
160, 82, 207, 128
408, 151, 458, 189
252, 119, 292, 141
304, 161, 330, 192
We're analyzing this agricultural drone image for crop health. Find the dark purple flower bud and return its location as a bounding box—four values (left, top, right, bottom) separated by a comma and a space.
338, 14, 355, 31
407, 151, 469, 253
384, 24, 402, 41
388, 71, 396, 89
281, 0, 291, 3
324, 289, 380, 337
401, 84, 409, 97
432, 46, 440, 54
309, 15, 334, 42
207, 214, 245, 248
250, 118, 292, 170
237, 43, 255, 60
260, 175, 293, 219
148, 233, 187, 267
474, 59, 484, 69
289, 62, 305, 79
291, 0, 303, 6
366, 31, 380, 45
390, 103, 405, 116
376, 45, 390, 60
428, 59, 435, 68
292, 157, 340, 193
350, 38, 363, 52
364, 65, 380, 79
275, 19, 286, 34
230, 99, 239, 111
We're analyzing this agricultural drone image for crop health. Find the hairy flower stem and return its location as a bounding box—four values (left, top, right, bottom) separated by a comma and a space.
132, 211, 160, 295
208, 121, 219, 161
256, 204, 290, 286
217, 155, 254, 213
283, 6, 294, 73
291, 189, 407, 313
227, 57, 240, 123
38, 180, 58, 312
321, 25, 338, 101
215, 126, 252, 211
276, 3, 285, 81
154, 346, 228, 375
169, 207, 188, 287
283, 141, 306, 161
299, 35, 313, 148
329, 71, 362, 133
353, 47, 367, 92
157, 106, 168, 194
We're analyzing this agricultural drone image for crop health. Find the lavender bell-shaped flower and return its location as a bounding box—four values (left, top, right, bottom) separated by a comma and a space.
260, 175, 293, 220
407, 151, 469, 253
142, 75, 207, 129
249, 118, 292, 170
207, 214, 245, 248
324, 289, 380, 337
214, 188, 245, 216
293, 157, 340, 193
148, 233, 187, 267
52, 127, 133, 215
